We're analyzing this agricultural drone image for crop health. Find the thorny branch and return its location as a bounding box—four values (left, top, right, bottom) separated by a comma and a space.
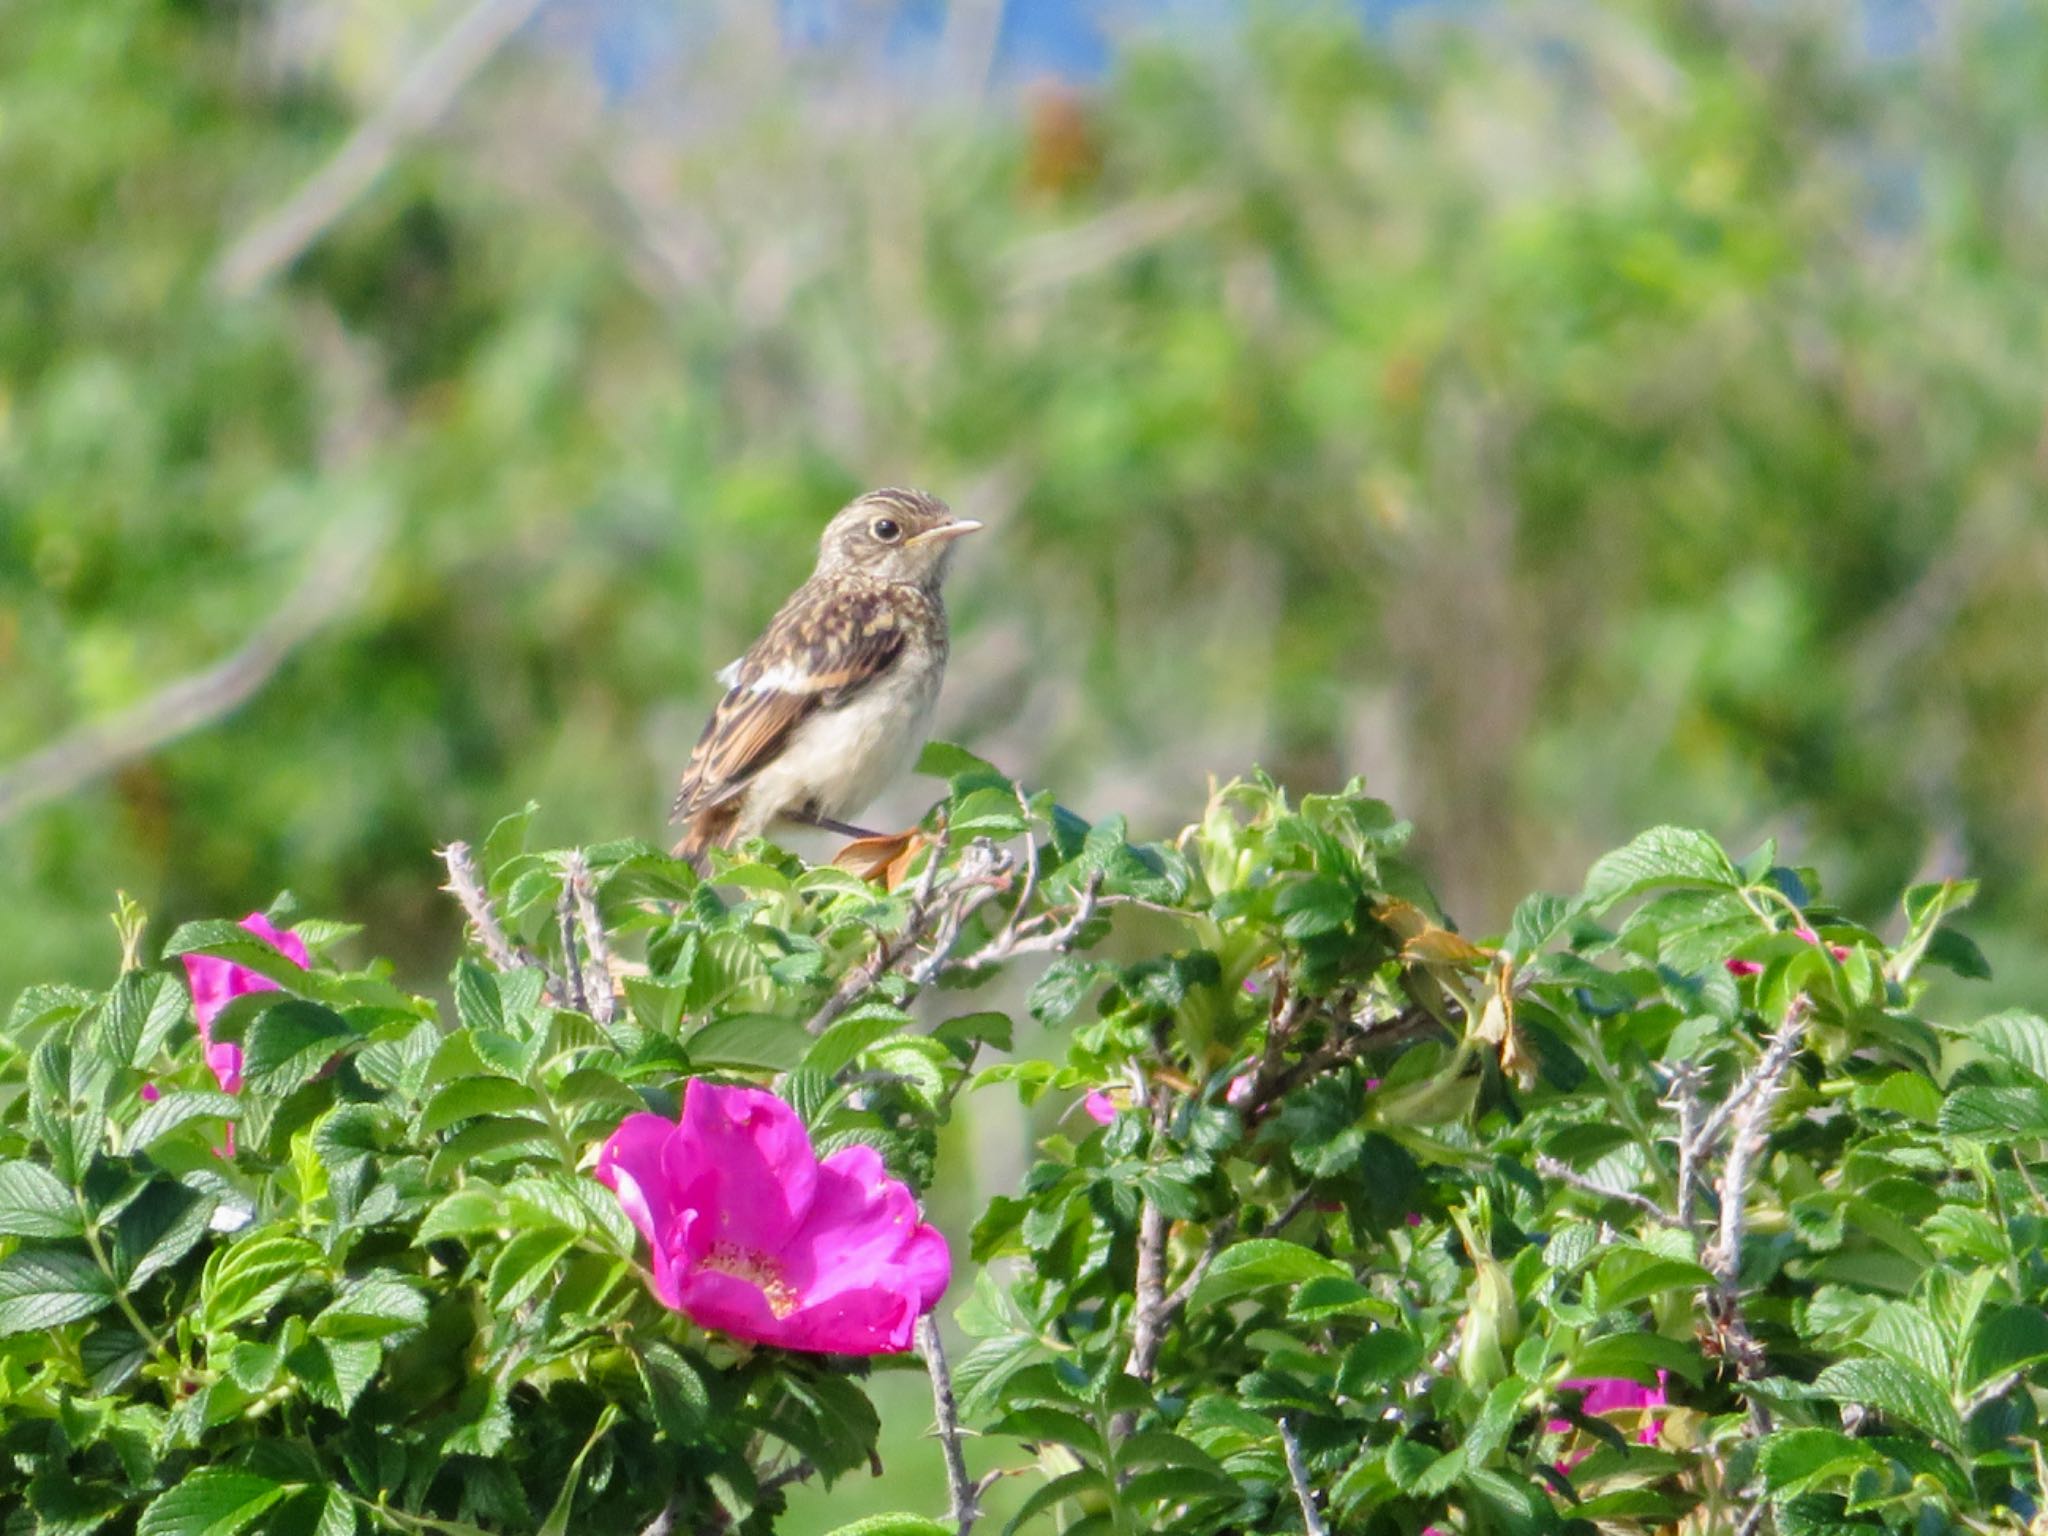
919, 1316, 979, 1535
1534, 1155, 1683, 1228
1279, 1417, 1332, 1536
440, 841, 527, 975
557, 883, 591, 1018
1704, 1001, 1810, 1426
566, 850, 619, 1025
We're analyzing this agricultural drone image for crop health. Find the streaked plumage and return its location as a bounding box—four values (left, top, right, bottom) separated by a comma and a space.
671, 489, 979, 864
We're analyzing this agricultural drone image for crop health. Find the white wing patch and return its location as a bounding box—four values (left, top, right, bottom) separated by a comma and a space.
747, 662, 812, 693
715, 657, 744, 688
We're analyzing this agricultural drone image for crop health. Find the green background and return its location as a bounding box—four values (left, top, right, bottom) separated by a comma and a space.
4, 1, 2047, 1518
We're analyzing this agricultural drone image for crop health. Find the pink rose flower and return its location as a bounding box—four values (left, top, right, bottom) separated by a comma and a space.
180, 912, 310, 1095
1083, 1091, 1120, 1126
596, 1080, 951, 1355
1548, 1372, 1668, 1467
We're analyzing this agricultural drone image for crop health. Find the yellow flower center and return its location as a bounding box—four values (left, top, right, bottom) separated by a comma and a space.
702, 1240, 801, 1318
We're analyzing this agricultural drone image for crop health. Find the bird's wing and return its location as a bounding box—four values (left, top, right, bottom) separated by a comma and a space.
671, 583, 909, 823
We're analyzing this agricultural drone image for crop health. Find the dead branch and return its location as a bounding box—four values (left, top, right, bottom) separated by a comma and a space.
919, 1316, 979, 1535
215, 0, 547, 294
0, 516, 387, 827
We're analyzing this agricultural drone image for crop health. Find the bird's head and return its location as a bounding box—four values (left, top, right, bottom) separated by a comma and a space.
816, 488, 981, 587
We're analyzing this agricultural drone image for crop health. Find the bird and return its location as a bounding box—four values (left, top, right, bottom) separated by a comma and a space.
670, 488, 982, 866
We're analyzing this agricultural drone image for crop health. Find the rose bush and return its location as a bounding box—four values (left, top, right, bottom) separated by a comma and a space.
1, 747, 2045, 1534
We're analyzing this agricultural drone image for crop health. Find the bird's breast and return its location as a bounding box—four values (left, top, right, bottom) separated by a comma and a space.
751, 653, 943, 823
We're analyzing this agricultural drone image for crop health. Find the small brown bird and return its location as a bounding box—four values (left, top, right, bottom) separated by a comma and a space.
670, 488, 981, 864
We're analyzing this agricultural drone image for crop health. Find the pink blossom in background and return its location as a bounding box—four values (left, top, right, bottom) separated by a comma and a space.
596, 1080, 950, 1355
1725, 958, 1764, 977
1083, 1091, 1119, 1126
181, 912, 310, 1095
1548, 1372, 1668, 1466
1794, 925, 1854, 961
1225, 1073, 1254, 1106
139, 1083, 161, 1104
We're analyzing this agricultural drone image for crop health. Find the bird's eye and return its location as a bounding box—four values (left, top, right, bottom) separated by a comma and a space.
871, 517, 902, 543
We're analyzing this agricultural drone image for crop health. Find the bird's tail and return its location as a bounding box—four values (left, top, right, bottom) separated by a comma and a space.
670, 800, 741, 871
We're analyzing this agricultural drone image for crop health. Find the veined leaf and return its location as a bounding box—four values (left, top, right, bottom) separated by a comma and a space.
137, 1470, 288, 1536
1189, 1240, 1348, 1309
1582, 827, 1740, 911
0, 1159, 84, 1238
1811, 1356, 1962, 1448
0, 1249, 115, 1336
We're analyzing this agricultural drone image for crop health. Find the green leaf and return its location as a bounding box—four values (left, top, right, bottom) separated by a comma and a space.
0, 1249, 115, 1335
203, 1229, 324, 1332
1582, 827, 1740, 910
1275, 873, 1354, 939
1810, 1356, 1962, 1447
137, 1471, 288, 1536
806, 1005, 916, 1078
1757, 1428, 1883, 1493
950, 785, 1030, 838
488, 1228, 576, 1310
419, 1075, 546, 1133
818, 1519, 953, 1536
112, 1180, 214, 1289
1973, 1010, 2048, 1085
1337, 1330, 1423, 1396
1938, 1085, 2048, 1141
312, 1272, 429, 1340
1506, 892, 1580, 956
0, 1159, 84, 1237
1001, 1467, 1109, 1536
538, 1403, 621, 1536
918, 739, 1005, 782
454, 960, 506, 1036
1861, 1301, 1949, 1386
1189, 1239, 1348, 1309
128, 1089, 242, 1150
1962, 1305, 2048, 1389
1568, 1331, 1706, 1386
287, 1336, 380, 1414
241, 1001, 356, 1098
990, 1405, 1101, 1452
1594, 1249, 1715, 1311
683, 1013, 810, 1071
160, 921, 308, 986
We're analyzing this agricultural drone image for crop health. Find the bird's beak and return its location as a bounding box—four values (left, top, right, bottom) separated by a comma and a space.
910, 519, 984, 546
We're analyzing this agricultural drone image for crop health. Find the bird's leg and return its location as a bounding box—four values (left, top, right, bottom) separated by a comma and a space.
787, 808, 884, 840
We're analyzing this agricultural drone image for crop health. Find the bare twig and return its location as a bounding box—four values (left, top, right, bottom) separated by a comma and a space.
1279, 1418, 1331, 1536
214, 0, 546, 294
1667, 1061, 1709, 1229
557, 882, 591, 1017
1126, 1196, 1172, 1387
805, 821, 956, 1035
1704, 1002, 1810, 1434
440, 841, 524, 973
1705, 1006, 1809, 1297
0, 517, 387, 827
566, 850, 619, 1025
919, 1316, 978, 1535
1535, 1155, 1681, 1228
1003, 189, 1224, 301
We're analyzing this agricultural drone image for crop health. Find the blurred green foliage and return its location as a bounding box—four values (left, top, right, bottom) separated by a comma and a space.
3, 0, 2047, 1006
